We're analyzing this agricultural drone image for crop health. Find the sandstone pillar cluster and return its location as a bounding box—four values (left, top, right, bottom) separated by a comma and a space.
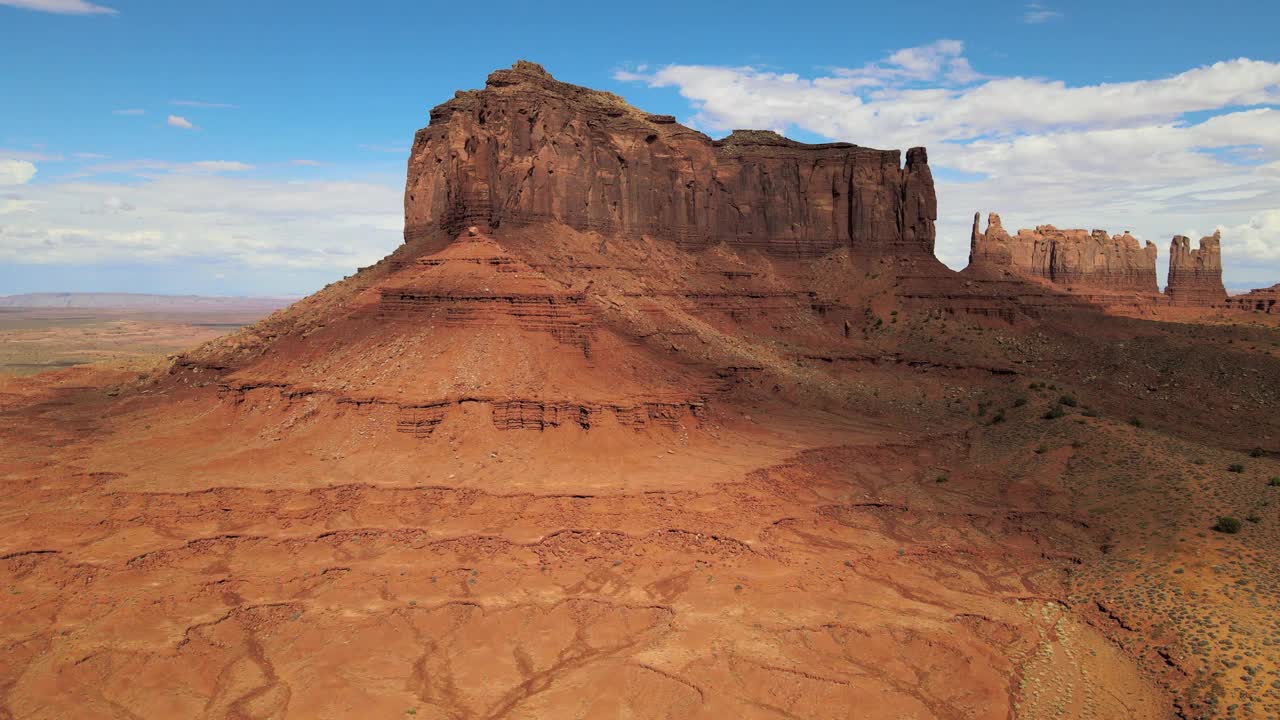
968, 212, 1232, 307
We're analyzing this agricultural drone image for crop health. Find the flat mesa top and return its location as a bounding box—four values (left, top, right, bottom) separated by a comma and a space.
430, 60, 889, 155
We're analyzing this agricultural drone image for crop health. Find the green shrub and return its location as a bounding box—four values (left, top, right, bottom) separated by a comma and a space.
1129, 418, 1143, 428
1229, 463, 1245, 473
1268, 477, 1280, 487
1043, 406, 1066, 420
1249, 448, 1266, 458
1214, 517, 1243, 534
1013, 397, 1027, 407
1059, 395, 1078, 407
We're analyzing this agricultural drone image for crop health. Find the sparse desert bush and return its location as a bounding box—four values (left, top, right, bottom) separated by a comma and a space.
1228, 463, 1245, 473
1129, 418, 1144, 428
1059, 395, 1078, 407
1214, 517, 1243, 534
1013, 397, 1027, 407
1249, 447, 1265, 458
1043, 406, 1065, 420
1268, 477, 1280, 487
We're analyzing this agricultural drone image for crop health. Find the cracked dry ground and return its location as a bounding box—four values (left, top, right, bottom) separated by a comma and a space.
0, 368, 1172, 720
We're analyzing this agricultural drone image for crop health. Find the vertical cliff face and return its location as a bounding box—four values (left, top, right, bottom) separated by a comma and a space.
1166, 232, 1227, 306
1225, 283, 1280, 313
404, 61, 936, 257
967, 212, 1159, 293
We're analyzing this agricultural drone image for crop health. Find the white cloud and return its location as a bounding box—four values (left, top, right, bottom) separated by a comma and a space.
112, 108, 144, 116
188, 161, 253, 173
358, 143, 406, 153
1023, 3, 1062, 24
170, 100, 237, 109
617, 45, 1280, 281
290, 159, 324, 167
0, 159, 37, 186
0, 171, 402, 271
65, 159, 256, 178
0, 148, 63, 162
0, 0, 116, 14
1221, 209, 1280, 262
167, 115, 194, 129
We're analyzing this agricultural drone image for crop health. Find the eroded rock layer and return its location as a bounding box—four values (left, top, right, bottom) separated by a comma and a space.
968, 212, 1159, 294
404, 61, 936, 257
1225, 283, 1280, 313
1166, 232, 1227, 306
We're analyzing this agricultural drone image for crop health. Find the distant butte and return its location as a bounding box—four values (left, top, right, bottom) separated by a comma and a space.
1166, 231, 1227, 306
405, 60, 937, 258
968, 211, 1237, 309
968, 212, 1159, 294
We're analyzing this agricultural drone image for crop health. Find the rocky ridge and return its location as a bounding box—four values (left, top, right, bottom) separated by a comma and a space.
967, 212, 1159, 295
1225, 283, 1280, 314
404, 61, 936, 257
967, 213, 1249, 309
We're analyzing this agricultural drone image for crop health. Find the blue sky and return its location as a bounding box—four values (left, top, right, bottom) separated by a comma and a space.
2, 0, 1278, 295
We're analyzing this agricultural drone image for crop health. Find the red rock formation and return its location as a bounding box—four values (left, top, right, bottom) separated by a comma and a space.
967, 212, 1159, 294
404, 61, 936, 257
1225, 283, 1279, 313
1165, 232, 1227, 306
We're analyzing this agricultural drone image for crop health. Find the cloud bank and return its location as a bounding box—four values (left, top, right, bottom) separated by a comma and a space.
616, 43, 1280, 285
0, 159, 38, 186
0, 0, 116, 15
0, 165, 402, 274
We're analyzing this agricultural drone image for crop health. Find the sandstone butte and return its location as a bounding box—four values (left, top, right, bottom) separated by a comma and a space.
1166, 231, 1228, 306
3, 61, 1280, 720
404, 60, 937, 258
968, 212, 1231, 308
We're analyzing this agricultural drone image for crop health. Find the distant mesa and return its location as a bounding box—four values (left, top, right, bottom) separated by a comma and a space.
967, 212, 1233, 308
967, 212, 1159, 295
0, 292, 295, 313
